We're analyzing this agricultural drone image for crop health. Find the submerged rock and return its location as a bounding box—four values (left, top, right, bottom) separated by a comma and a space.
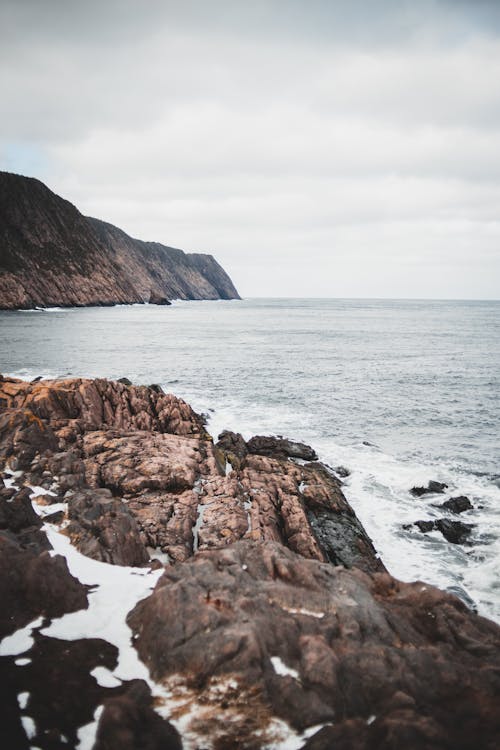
406, 518, 474, 545
440, 495, 473, 514
410, 481, 448, 497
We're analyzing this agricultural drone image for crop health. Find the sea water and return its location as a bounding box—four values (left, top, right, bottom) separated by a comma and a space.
1, 298, 499, 622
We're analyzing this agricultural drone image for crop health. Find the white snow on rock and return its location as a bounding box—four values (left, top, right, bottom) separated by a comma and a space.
90, 666, 122, 688
41, 524, 163, 683
17, 691, 29, 710
270, 656, 300, 681
0, 616, 43, 657
76, 705, 103, 750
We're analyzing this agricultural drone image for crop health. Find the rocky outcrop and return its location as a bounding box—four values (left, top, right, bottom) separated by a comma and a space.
129, 540, 500, 749
1, 375, 500, 749
0, 377, 384, 572
0, 171, 240, 309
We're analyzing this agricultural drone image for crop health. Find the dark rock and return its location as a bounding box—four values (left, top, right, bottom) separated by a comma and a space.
129, 540, 500, 748
94, 680, 182, 750
66, 489, 149, 566
334, 465, 351, 478
440, 495, 473, 514
0, 532, 88, 638
247, 435, 317, 461
148, 293, 171, 306
118, 377, 133, 386
435, 519, 474, 545
216, 430, 249, 469
0, 486, 49, 552
0, 407, 58, 470
0, 633, 121, 750
410, 480, 448, 497
413, 520, 436, 533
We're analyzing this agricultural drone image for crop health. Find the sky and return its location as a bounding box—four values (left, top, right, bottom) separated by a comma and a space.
1, 0, 500, 299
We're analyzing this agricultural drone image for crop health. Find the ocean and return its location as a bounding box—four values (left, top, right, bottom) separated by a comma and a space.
1, 298, 499, 622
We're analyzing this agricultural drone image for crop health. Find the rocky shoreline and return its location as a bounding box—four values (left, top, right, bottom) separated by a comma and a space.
1, 375, 499, 749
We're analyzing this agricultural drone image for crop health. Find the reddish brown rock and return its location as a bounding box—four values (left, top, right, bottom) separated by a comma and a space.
0, 377, 383, 573
129, 540, 500, 749
94, 680, 182, 750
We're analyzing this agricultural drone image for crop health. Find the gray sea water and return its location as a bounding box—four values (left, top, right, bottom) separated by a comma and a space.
1, 298, 499, 621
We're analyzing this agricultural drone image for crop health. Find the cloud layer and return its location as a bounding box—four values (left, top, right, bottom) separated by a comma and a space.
1, 0, 500, 297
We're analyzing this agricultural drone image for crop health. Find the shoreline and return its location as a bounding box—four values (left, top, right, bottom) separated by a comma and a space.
1, 375, 499, 749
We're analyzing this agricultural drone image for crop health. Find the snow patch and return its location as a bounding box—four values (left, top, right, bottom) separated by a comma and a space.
0, 616, 43, 656
270, 656, 300, 681
76, 705, 103, 750
17, 691, 29, 710
41, 525, 162, 683
91, 666, 122, 688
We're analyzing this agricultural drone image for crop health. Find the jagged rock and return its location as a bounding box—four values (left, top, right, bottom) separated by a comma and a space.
66, 488, 149, 566
216, 429, 248, 469
0, 377, 383, 573
413, 520, 435, 533
406, 519, 474, 545
410, 481, 448, 497
0, 486, 49, 552
334, 465, 351, 478
435, 518, 474, 545
128, 540, 500, 749
94, 680, 182, 750
0, 407, 57, 470
440, 495, 473, 514
246, 435, 318, 461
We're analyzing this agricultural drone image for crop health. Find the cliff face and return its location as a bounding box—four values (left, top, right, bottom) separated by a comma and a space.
0, 172, 240, 309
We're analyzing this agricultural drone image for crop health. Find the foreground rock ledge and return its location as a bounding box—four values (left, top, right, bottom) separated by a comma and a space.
1, 376, 499, 749
130, 539, 500, 749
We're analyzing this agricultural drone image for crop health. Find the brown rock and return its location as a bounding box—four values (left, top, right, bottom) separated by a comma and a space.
129, 540, 500, 749
94, 680, 182, 750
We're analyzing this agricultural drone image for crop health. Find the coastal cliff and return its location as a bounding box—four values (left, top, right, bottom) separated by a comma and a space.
1, 376, 499, 749
0, 172, 240, 309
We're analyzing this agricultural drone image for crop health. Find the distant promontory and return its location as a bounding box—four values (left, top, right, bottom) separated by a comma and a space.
0, 172, 240, 309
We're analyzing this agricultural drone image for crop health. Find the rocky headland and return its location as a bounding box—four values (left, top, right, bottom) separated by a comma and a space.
0, 172, 240, 309
1, 375, 499, 749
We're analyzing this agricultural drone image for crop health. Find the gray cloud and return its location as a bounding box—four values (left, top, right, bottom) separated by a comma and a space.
1, 0, 499, 298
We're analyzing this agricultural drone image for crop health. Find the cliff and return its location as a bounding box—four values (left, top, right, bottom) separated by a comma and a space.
0, 172, 240, 309
1, 376, 499, 749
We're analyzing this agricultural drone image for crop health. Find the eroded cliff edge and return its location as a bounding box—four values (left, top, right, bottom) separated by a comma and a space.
0, 376, 499, 750
0, 172, 240, 309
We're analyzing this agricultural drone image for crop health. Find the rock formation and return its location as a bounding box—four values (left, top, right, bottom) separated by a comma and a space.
0, 172, 240, 309
1, 375, 499, 749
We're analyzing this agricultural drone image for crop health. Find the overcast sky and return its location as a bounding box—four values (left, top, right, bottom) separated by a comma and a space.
1, 0, 500, 298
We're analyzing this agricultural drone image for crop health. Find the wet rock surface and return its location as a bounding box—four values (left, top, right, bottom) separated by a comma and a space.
440, 495, 473, 514
410, 481, 448, 497
406, 518, 475, 545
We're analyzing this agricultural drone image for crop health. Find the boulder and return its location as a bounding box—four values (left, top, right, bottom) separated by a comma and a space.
247, 435, 318, 461
410, 481, 448, 497
440, 495, 473, 514
128, 540, 500, 749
